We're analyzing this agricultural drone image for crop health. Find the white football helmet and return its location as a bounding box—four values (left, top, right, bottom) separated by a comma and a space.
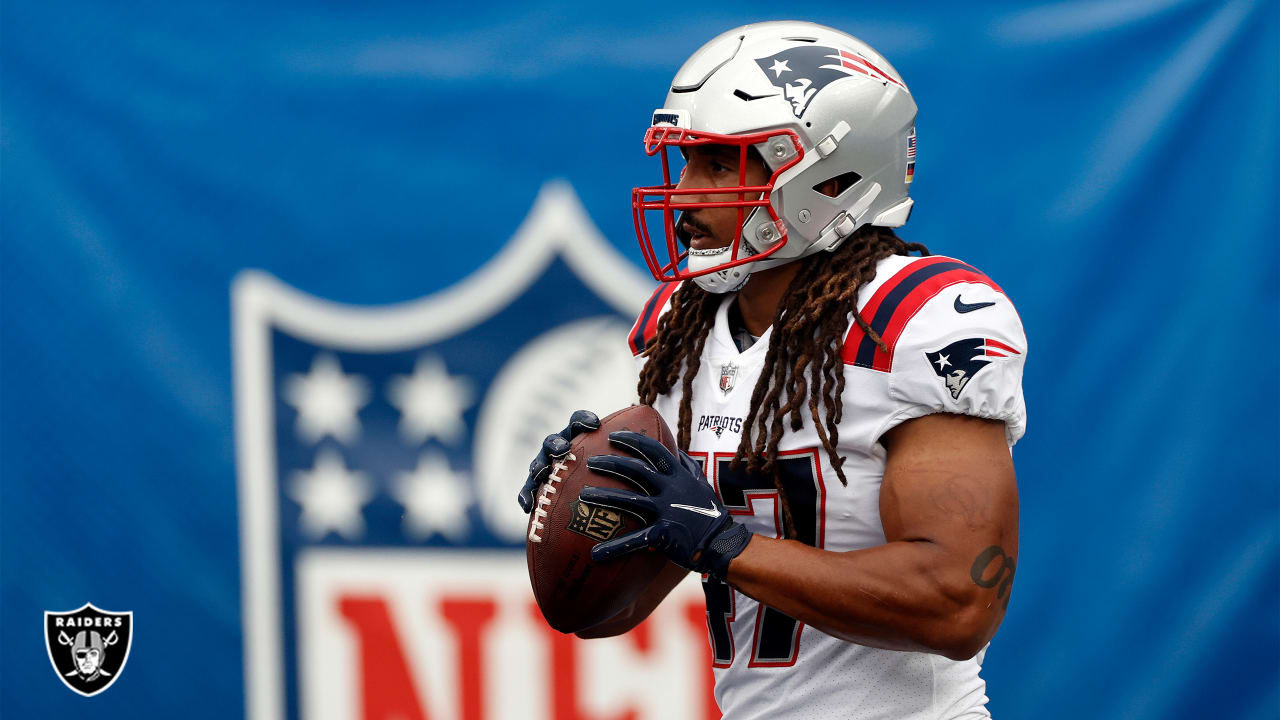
632, 21, 917, 293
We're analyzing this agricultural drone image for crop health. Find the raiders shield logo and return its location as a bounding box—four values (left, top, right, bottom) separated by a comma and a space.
44, 603, 133, 697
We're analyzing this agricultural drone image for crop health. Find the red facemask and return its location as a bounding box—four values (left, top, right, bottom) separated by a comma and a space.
631, 126, 804, 283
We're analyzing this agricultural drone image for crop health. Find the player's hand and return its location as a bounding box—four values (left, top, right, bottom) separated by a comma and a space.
580, 431, 753, 578
518, 410, 602, 514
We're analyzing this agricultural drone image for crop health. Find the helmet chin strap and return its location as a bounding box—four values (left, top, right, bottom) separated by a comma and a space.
685, 203, 772, 294
689, 245, 754, 293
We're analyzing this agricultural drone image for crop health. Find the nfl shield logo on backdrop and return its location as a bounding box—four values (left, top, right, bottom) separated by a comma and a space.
44, 603, 133, 697
232, 182, 714, 720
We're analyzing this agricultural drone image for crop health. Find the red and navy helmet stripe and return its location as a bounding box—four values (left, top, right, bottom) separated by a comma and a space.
843, 257, 1004, 372
629, 281, 681, 356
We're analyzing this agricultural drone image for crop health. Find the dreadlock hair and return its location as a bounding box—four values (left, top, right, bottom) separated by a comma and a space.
636, 224, 929, 539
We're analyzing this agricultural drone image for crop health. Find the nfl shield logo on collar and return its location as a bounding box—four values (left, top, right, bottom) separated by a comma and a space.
719, 362, 738, 394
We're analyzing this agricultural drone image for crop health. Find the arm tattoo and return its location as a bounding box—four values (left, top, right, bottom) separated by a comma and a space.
969, 545, 1016, 610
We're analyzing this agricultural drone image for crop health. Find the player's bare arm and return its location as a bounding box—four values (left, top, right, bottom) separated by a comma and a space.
524, 23, 1028, 719
726, 412, 1018, 661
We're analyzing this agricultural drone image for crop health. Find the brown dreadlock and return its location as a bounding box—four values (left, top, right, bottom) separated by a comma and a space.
636, 225, 929, 538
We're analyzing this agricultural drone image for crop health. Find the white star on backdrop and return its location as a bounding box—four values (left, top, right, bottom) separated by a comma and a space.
769, 59, 791, 77
393, 451, 472, 542
283, 353, 370, 444
934, 354, 951, 371
288, 448, 373, 540
387, 354, 473, 445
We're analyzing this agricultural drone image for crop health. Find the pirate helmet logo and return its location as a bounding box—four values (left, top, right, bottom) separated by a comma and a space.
44, 602, 133, 697
71, 631, 109, 680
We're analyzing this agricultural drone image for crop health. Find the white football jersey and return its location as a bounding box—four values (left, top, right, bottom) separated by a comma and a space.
627, 254, 1028, 720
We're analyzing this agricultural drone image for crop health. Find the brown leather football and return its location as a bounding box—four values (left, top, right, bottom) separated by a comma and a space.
526, 404, 675, 634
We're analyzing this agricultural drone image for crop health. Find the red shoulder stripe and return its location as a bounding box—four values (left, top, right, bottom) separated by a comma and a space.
629, 281, 680, 356
843, 257, 1004, 372
841, 257, 954, 366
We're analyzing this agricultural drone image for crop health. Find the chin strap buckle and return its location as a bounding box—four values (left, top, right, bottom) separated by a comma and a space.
822, 212, 857, 251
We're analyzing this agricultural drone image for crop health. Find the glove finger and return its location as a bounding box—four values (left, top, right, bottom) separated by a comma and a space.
564, 410, 601, 439
521, 460, 552, 514
578, 485, 658, 516
522, 423, 582, 513
527, 454, 547, 480
517, 478, 539, 513
542, 433, 572, 459
607, 431, 677, 475
586, 454, 660, 493
678, 449, 707, 478
591, 527, 653, 562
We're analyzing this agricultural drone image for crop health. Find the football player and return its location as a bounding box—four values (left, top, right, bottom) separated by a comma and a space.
520, 21, 1025, 719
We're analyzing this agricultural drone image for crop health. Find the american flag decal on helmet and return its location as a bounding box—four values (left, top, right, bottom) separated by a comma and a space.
906, 127, 916, 183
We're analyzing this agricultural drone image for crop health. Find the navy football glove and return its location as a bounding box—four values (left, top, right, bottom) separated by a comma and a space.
580, 431, 753, 579
517, 410, 601, 514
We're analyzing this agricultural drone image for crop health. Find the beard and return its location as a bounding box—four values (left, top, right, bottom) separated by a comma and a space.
674, 212, 714, 250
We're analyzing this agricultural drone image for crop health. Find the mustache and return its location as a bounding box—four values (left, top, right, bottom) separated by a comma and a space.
674, 213, 713, 249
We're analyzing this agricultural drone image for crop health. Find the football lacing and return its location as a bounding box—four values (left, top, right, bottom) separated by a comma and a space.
527, 453, 576, 543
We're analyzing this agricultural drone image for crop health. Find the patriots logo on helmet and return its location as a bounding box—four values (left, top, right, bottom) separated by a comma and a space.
926, 337, 1022, 399
755, 45, 904, 118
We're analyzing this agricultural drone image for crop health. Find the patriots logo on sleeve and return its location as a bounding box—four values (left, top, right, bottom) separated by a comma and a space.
926, 337, 1022, 399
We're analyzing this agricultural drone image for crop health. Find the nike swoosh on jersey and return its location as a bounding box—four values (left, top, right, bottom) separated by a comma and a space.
670, 503, 722, 518
954, 295, 996, 313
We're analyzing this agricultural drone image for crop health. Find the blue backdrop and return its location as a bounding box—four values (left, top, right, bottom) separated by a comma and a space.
3, 1, 1277, 718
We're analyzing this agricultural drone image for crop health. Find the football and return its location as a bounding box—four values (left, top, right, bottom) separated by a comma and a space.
526, 404, 675, 634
